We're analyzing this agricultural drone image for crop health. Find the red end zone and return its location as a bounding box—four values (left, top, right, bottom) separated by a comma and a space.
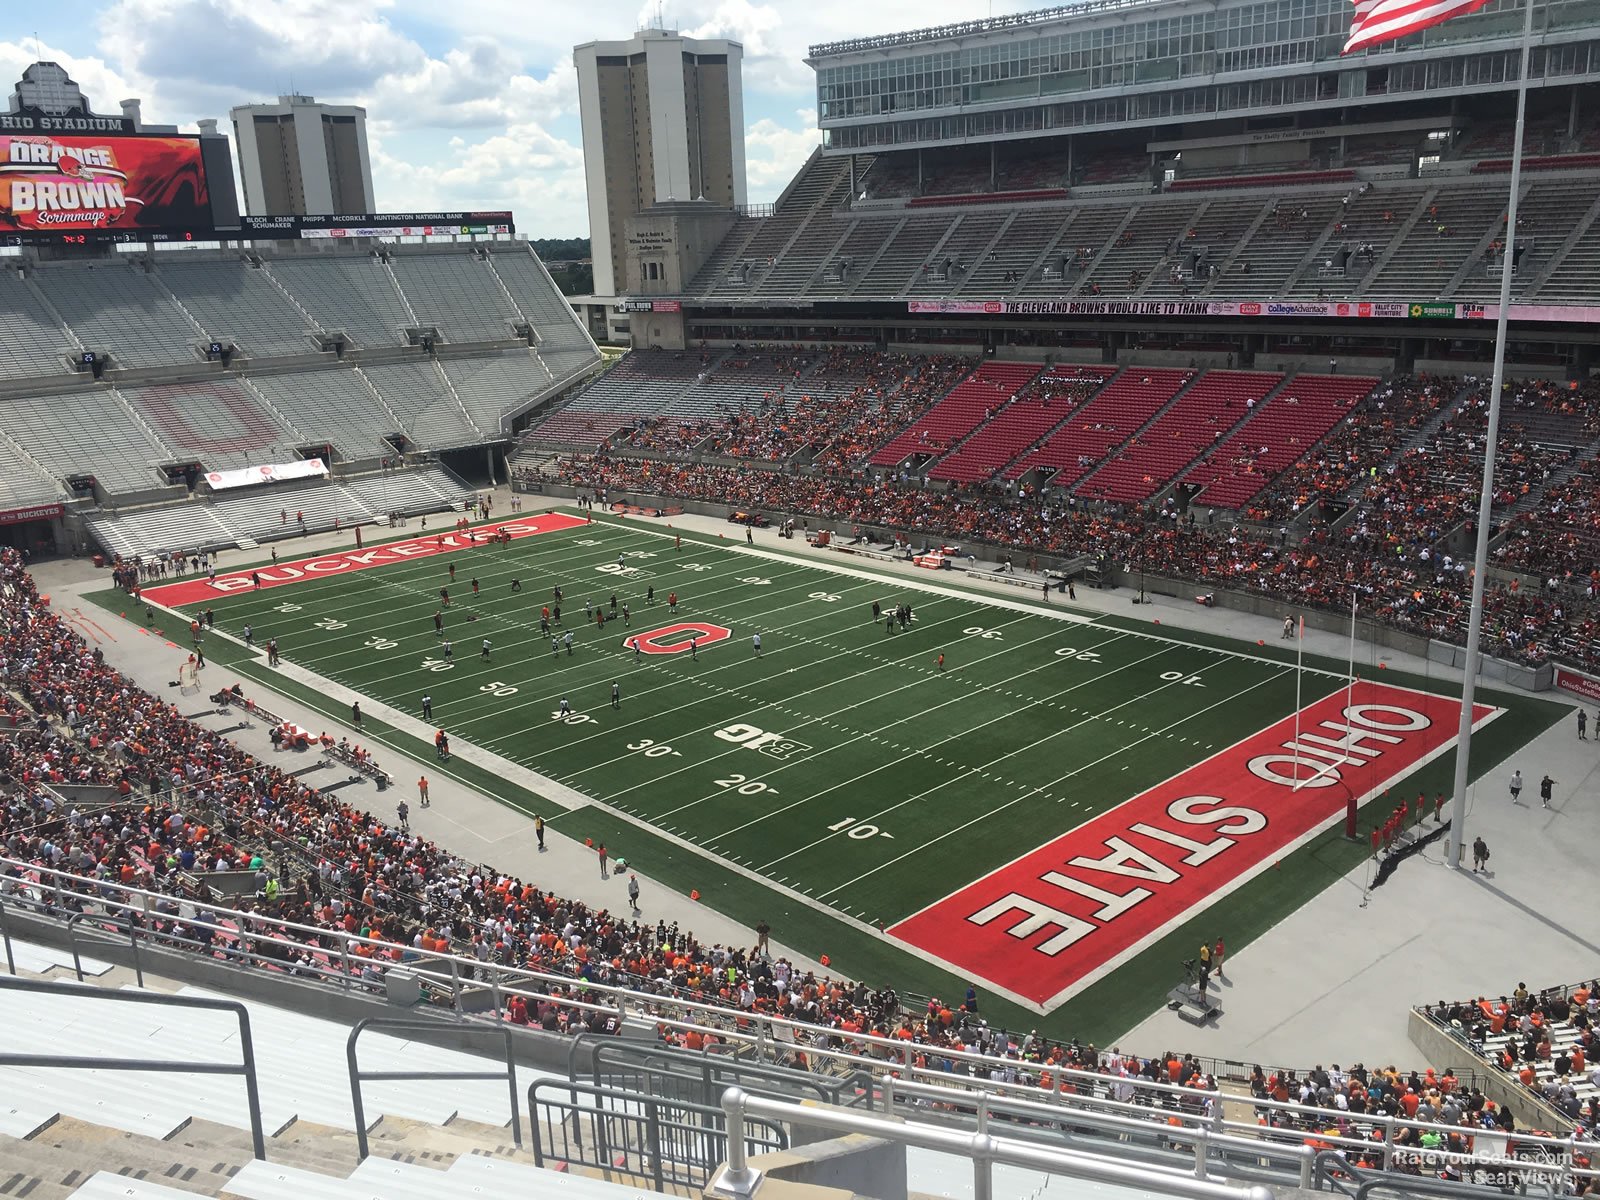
138, 514, 588, 607
889, 681, 1495, 1011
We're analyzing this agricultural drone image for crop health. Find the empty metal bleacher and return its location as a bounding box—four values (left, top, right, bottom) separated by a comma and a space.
266, 257, 412, 349
155, 258, 321, 358
0, 390, 172, 496
358, 362, 482, 451
0, 269, 79, 378
32, 260, 205, 369
121, 378, 303, 468
389, 253, 522, 343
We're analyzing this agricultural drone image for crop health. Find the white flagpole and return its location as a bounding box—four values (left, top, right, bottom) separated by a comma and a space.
1444, 0, 1536, 871
1294, 615, 1305, 784
1346, 590, 1357, 718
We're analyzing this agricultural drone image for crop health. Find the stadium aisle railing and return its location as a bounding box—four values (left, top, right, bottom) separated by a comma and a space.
2, 856, 1596, 1194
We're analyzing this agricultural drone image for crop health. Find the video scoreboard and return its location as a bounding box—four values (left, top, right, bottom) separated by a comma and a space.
0, 128, 513, 246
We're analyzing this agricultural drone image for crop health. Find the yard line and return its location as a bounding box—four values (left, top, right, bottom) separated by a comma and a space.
579, 609, 1052, 797
814, 666, 1296, 899
410, 586, 970, 748
761, 652, 1273, 876
735, 635, 1178, 860
586, 512, 1352, 682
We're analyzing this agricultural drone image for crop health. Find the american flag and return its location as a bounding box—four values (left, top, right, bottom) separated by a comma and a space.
1343, 0, 1494, 53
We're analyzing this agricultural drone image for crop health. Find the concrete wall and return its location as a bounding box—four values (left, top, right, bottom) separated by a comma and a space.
1, 903, 586, 1076
1407, 1009, 1569, 1130
1254, 353, 1395, 375
746, 1131, 907, 1200
624, 203, 736, 296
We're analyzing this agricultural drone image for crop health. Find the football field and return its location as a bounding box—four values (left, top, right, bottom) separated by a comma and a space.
133, 510, 1553, 1022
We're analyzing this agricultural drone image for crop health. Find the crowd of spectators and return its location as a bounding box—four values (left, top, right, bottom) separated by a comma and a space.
0, 544, 891, 1040
1424, 981, 1600, 1130
523, 359, 1600, 671
1495, 462, 1600, 582
1245, 375, 1461, 523
6, 535, 1600, 1167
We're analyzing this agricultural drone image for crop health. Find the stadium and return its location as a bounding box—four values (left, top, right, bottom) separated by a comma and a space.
2, 0, 1600, 1197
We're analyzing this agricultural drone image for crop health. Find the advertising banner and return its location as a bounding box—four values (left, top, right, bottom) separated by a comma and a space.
905, 298, 1600, 325
1552, 665, 1600, 704
239, 211, 515, 239
0, 134, 209, 234
0, 502, 64, 525
202, 458, 329, 493
906, 299, 1411, 318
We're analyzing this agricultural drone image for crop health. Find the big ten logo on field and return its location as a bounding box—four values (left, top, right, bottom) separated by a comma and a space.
714, 722, 812, 761
624, 622, 732, 655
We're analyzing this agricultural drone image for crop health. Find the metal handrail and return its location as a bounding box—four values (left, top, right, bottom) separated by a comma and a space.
7, 857, 1600, 1185
0, 975, 267, 1159
530, 1078, 787, 1192
715, 1086, 1279, 1200
882, 1075, 1318, 1188
345, 1016, 522, 1161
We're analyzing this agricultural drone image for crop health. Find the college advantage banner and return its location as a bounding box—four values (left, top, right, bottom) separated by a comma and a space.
0, 133, 210, 234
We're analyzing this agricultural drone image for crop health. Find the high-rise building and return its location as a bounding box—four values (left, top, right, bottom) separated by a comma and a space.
228, 95, 375, 215
575, 28, 747, 297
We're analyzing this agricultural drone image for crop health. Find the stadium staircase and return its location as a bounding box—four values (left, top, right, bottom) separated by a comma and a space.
253, 256, 330, 345
1181, 374, 1379, 510
1052, 207, 1139, 296
1141, 197, 1262, 299
147, 265, 223, 350
869, 362, 1039, 470
835, 216, 909, 296
688, 214, 765, 293
953, 209, 1055, 296
1287, 186, 1434, 298
380, 256, 422, 329
0, 423, 63, 506
1441, 176, 1587, 303
1197, 202, 1272, 295
899, 211, 1013, 297
1526, 188, 1600, 300
699, 152, 856, 300
1076, 371, 1287, 505
236, 377, 309, 446
926, 365, 1117, 484
944, 211, 1019, 293
1250, 197, 1347, 300
1004, 367, 1192, 488
429, 361, 488, 441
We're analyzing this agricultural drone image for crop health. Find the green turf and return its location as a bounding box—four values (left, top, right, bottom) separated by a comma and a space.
94, 509, 1565, 1041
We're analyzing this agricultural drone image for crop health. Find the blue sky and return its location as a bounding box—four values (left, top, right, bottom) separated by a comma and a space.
4, 0, 1054, 238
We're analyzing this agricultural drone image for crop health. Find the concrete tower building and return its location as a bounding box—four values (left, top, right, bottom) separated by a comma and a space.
228, 94, 375, 215
574, 28, 747, 298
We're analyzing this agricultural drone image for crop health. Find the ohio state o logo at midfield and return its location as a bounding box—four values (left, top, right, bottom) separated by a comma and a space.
624, 622, 732, 654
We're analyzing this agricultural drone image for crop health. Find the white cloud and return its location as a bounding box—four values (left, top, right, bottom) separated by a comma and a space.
745, 106, 820, 197
24, 0, 1067, 238
0, 38, 145, 121
368, 121, 590, 235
